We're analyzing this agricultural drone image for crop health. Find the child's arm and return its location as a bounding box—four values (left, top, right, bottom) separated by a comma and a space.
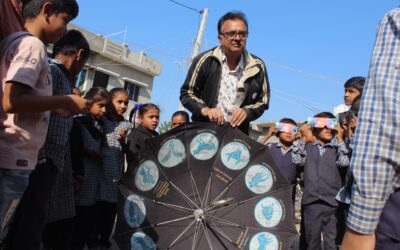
291, 139, 306, 167
2, 82, 88, 114
336, 142, 350, 167
70, 120, 84, 183
259, 126, 276, 144
334, 124, 350, 167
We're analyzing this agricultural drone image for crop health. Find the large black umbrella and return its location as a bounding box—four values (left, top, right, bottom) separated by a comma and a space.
115, 122, 297, 250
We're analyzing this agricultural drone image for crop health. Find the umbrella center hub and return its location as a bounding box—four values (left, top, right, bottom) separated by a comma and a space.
194, 208, 205, 222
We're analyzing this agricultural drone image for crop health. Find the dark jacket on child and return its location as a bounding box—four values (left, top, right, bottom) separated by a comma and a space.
126, 124, 159, 168
70, 115, 104, 206
301, 143, 348, 207
268, 142, 297, 185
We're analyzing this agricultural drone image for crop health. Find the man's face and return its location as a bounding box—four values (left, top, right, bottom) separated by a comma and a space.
218, 18, 247, 56
344, 87, 361, 105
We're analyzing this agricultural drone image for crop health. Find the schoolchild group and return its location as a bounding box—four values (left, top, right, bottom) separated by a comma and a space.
259, 76, 364, 250
0, 0, 192, 249
0, 0, 394, 250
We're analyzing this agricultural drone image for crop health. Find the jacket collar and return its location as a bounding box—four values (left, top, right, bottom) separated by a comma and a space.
136, 124, 159, 137
212, 46, 260, 88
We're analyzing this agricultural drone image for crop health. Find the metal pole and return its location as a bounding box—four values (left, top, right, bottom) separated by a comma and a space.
179, 8, 208, 111
191, 8, 208, 60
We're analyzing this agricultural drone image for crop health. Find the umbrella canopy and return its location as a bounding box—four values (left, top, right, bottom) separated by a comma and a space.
115, 122, 298, 250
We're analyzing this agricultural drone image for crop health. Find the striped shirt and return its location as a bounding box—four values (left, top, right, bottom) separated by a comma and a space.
291, 139, 350, 167
347, 8, 400, 234
267, 141, 293, 155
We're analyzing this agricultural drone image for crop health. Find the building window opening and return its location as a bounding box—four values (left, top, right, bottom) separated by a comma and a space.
124, 81, 140, 102
93, 70, 109, 88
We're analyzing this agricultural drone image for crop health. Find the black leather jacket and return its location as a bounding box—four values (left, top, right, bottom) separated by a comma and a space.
180, 46, 270, 134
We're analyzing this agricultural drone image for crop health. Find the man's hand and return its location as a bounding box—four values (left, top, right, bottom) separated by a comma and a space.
201, 107, 224, 125
341, 228, 375, 250
230, 108, 247, 128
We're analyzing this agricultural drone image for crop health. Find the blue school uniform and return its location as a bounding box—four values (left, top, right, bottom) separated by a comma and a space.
268, 142, 298, 209
292, 140, 349, 250
71, 116, 104, 206
98, 117, 132, 203
268, 142, 297, 185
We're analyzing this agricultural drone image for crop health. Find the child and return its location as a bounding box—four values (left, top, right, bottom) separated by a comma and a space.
262, 118, 299, 206
292, 112, 349, 250
70, 87, 108, 250
337, 77, 365, 124
40, 29, 90, 250
0, 0, 87, 248
171, 110, 190, 128
335, 96, 361, 246
126, 103, 160, 167
297, 122, 315, 143
95, 88, 131, 249
343, 77, 365, 106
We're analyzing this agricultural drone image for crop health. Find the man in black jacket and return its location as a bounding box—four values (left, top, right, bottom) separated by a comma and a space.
180, 11, 270, 134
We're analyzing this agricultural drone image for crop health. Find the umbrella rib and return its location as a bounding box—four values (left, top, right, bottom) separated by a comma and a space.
207, 210, 298, 233
201, 172, 213, 209
206, 214, 247, 228
115, 215, 195, 237
207, 222, 238, 247
168, 218, 197, 249
168, 181, 200, 209
200, 221, 214, 250
209, 147, 272, 204
155, 200, 194, 213
189, 172, 202, 207
192, 221, 201, 250
155, 214, 195, 227
208, 185, 293, 214
208, 214, 298, 234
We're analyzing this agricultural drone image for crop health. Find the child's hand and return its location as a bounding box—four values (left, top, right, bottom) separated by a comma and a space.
66, 95, 91, 115
349, 117, 358, 131
295, 130, 301, 140
118, 128, 127, 141
334, 124, 344, 143
267, 126, 277, 137
260, 126, 276, 144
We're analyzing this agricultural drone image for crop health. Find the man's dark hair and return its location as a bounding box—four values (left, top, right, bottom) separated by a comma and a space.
217, 11, 248, 34
314, 112, 335, 119
344, 76, 365, 93
279, 118, 296, 126
52, 30, 89, 60
22, 0, 78, 19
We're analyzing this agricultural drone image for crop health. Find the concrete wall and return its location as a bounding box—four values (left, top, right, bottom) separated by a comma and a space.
67, 23, 163, 118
